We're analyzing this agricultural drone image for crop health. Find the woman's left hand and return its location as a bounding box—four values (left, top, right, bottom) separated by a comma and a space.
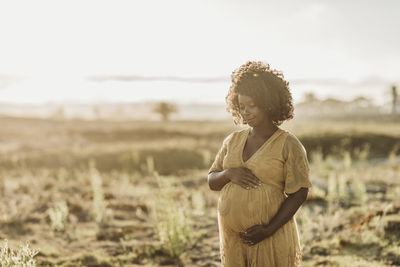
239, 224, 273, 246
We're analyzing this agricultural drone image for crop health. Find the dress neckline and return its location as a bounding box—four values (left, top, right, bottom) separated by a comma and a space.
240, 127, 282, 164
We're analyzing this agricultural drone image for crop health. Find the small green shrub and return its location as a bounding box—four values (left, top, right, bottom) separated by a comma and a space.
0, 240, 38, 267
89, 160, 106, 224
48, 201, 68, 233
153, 173, 193, 258
191, 191, 206, 216
351, 178, 367, 203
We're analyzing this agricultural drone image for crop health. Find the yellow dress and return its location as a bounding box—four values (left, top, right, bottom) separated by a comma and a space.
208, 127, 312, 267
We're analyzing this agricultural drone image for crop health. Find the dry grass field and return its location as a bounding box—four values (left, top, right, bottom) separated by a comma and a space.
0, 116, 399, 266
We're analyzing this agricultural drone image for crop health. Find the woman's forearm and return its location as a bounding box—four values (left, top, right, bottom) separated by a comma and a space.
263, 188, 308, 235
208, 170, 231, 191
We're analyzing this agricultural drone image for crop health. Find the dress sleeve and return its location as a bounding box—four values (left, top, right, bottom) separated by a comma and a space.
208, 132, 234, 174
282, 133, 312, 194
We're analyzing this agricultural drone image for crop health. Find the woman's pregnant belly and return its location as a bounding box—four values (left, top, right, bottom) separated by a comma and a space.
218, 182, 286, 232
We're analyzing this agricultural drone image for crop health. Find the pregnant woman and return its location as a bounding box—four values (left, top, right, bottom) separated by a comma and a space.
208, 61, 312, 266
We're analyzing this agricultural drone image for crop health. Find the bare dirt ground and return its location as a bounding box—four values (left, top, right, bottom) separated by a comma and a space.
1, 117, 399, 266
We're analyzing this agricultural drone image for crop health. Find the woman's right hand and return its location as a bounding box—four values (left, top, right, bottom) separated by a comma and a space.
226, 167, 262, 190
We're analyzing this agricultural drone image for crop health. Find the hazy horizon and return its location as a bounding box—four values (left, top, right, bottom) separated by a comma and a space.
1, 0, 399, 105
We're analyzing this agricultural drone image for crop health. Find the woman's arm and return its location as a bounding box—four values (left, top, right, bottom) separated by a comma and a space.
264, 187, 308, 234
207, 170, 231, 191
240, 187, 309, 245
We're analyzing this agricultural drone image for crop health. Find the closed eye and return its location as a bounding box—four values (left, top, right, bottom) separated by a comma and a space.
239, 103, 256, 110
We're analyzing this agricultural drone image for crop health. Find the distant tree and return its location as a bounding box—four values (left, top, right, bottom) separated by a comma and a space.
303, 92, 318, 103
92, 106, 101, 120
111, 106, 126, 120
392, 84, 398, 115
351, 96, 372, 108
152, 101, 178, 121
322, 97, 344, 105
52, 107, 65, 120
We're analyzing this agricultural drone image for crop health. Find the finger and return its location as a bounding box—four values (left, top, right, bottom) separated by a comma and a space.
241, 238, 251, 244
237, 169, 258, 181
246, 225, 263, 233
241, 234, 250, 240
241, 180, 255, 190
242, 238, 255, 246
245, 241, 253, 246
243, 233, 257, 240
244, 168, 258, 178
243, 182, 256, 189
248, 174, 262, 184
242, 238, 253, 245
241, 183, 251, 190
232, 180, 251, 190
244, 178, 260, 188
240, 232, 252, 240
242, 177, 260, 188
240, 176, 261, 189
243, 174, 262, 186
242, 232, 258, 240
240, 237, 250, 243
252, 177, 262, 185
249, 180, 262, 188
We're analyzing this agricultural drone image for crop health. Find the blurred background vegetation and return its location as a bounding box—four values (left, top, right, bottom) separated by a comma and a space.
0, 95, 400, 266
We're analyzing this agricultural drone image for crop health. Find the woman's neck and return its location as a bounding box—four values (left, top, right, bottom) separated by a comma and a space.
250, 121, 278, 139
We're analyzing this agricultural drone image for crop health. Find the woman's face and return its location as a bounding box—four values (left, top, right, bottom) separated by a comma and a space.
238, 94, 267, 127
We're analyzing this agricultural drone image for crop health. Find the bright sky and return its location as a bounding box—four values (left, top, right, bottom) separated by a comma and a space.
0, 0, 399, 104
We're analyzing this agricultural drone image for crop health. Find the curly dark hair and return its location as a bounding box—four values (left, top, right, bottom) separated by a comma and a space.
225, 61, 294, 126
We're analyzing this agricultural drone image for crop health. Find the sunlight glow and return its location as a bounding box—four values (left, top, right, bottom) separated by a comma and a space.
0, 0, 399, 104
